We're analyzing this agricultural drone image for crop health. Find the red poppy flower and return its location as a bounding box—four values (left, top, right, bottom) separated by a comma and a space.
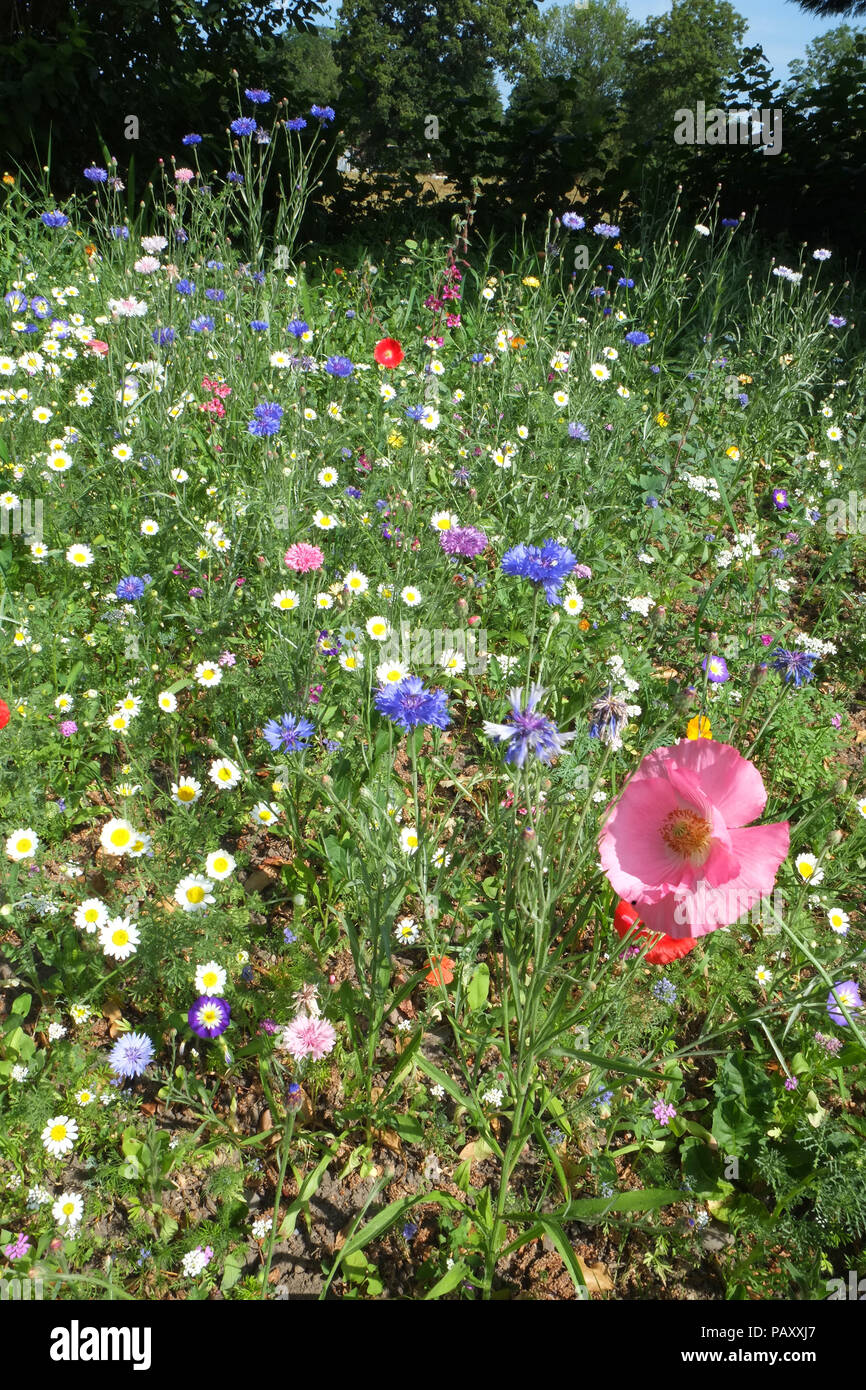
374, 338, 404, 369
612, 899, 699, 965
0, 699, 10, 730
424, 955, 455, 986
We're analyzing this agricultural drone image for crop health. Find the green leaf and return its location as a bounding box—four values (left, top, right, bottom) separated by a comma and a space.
220, 1250, 246, 1293
11, 992, 31, 1017
562, 1187, 683, 1219
467, 963, 490, 1011
425, 1261, 468, 1298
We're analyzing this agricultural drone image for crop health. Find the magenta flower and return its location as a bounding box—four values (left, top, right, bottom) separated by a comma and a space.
60, 720, 78, 736
281, 1014, 337, 1060
284, 542, 325, 573
3, 1232, 31, 1260
599, 740, 789, 939
652, 1100, 677, 1126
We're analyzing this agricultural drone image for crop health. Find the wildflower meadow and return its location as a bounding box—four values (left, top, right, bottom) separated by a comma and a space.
1, 78, 865, 1321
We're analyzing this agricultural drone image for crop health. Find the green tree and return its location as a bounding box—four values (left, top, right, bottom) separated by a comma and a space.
786, 23, 865, 90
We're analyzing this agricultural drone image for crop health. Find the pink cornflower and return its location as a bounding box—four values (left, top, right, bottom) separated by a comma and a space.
599, 740, 789, 940
284, 543, 325, 573
175, 168, 195, 183
281, 1014, 337, 1061
133, 256, 161, 274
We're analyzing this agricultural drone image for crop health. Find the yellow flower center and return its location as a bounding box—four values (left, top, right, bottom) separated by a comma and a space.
63, 1202, 75, 1215
110, 827, 130, 846
213, 857, 228, 873
660, 808, 712, 860
112, 929, 129, 946
50, 1124, 67, 1142
85, 908, 98, 921
18, 837, 32, 852
187, 886, 205, 904
202, 971, 217, 988
178, 787, 194, 800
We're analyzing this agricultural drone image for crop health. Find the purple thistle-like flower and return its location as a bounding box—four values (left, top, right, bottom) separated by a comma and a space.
440, 526, 488, 557
784, 1076, 798, 1090
501, 539, 578, 605
248, 400, 283, 437
828, 315, 847, 328
188, 996, 231, 1039
375, 677, 451, 732
826, 980, 863, 1028
262, 712, 315, 753
325, 355, 354, 377
483, 684, 576, 767
771, 647, 817, 687
568, 421, 590, 441
108, 1032, 155, 1079
589, 689, 631, 744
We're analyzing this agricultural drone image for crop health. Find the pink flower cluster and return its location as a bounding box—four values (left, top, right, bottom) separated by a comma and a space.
284, 542, 325, 573
281, 1014, 336, 1061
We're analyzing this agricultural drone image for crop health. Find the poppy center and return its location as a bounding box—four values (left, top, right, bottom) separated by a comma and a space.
661, 808, 712, 860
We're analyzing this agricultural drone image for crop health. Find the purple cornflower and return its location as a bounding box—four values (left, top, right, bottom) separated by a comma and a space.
568, 421, 590, 441
501, 539, 578, 605
226, 171, 244, 184
311, 105, 335, 123
617, 277, 635, 289
440, 526, 488, 557
190, 316, 214, 333
325, 355, 354, 377
286, 118, 307, 131
230, 117, 257, 136
589, 287, 605, 298
405, 404, 425, 421
3, 1233, 31, 1260
562, 212, 585, 231
248, 401, 283, 437
772, 488, 788, 509
771, 647, 817, 687
283, 926, 296, 945
593, 222, 620, 238
60, 721, 78, 737
205, 287, 225, 301
652, 1100, 677, 1126
245, 88, 271, 103
827, 980, 863, 1027
287, 319, 309, 337
828, 315, 847, 328
375, 677, 451, 732
152, 326, 175, 346
108, 1032, 155, 1079
702, 654, 729, 684
182, 134, 202, 145
483, 684, 576, 768
624, 330, 650, 346
175, 278, 196, 295
250, 319, 268, 331
262, 712, 315, 753
83, 166, 108, 182
41, 212, 70, 228
188, 996, 231, 1039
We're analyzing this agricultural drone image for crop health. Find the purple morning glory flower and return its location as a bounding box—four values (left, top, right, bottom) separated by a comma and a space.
188, 996, 231, 1039
262, 712, 314, 753
826, 980, 863, 1027
374, 677, 451, 732
483, 684, 576, 767
771, 648, 817, 687
109, 1032, 156, 1078
440, 526, 488, 557
501, 539, 578, 605
772, 488, 788, 509
702, 655, 730, 683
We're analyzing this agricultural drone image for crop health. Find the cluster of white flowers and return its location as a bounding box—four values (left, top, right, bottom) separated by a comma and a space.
715, 529, 761, 569
681, 471, 721, 500
624, 595, 655, 617
794, 631, 837, 657
608, 654, 639, 694
772, 265, 803, 284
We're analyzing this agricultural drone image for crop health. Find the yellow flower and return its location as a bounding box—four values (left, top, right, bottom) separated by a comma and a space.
686, 715, 712, 741
726, 446, 740, 461
655, 411, 669, 427
2, 173, 15, 186
522, 276, 540, 288
387, 431, 405, 448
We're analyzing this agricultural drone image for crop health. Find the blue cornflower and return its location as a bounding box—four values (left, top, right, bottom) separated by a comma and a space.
771, 648, 818, 687
286, 117, 307, 131
311, 105, 335, 123
108, 1032, 155, 1079
250, 270, 265, 285
562, 211, 585, 230
501, 538, 578, 605
262, 712, 315, 753
83, 165, 108, 182
721, 218, 739, 228
402, 1222, 419, 1240
175, 278, 196, 295
245, 88, 271, 104
652, 977, 678, 1005
345, 486, 362, 499
624, 330, 650, 346
110, 225, 130, 239
738, 392, 749, 407
375, 677, 451, 733
227, 171, 244, 184
175, 228, 189, 243
287, 319, 309, 337
152, 327, 175, 346
116, 576, 146, 601
206, 261, 224, 270
593, 222, 620, 238
770, 546, 786, 559
589, 690, 631, 744
589, 287, 605, 298
182, 134, 202, 145
190, 316, 214, 333
345, 309, 356, 319
617, 277, 635, 288
568, 422, 590, 441
250, 319, 268, 331
41, 212, 70, 228
483, 685, 576, 767
828, 315, 847, 328
469, 351, 486, 363
248, 401, 283, 437
405, 404, 425, 421
205, 287, 225, 302
646, 495, 659, 507
650, 364, 660, 374
231, 116, 257, 136
325, 355, 354, 377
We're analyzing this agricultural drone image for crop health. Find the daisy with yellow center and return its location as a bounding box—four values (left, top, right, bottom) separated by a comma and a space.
100, 817, 136, 855
5, 827, 39, 860
99, 916, 139, 959
194, 960, 226, 995
172, 776, 202, 804
205, 850, 235, 881
42, 1116, 78, 1157
175, 875, 215, 911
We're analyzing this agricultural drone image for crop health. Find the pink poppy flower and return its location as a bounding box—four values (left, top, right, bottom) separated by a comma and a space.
284, 542, 325, 573
599, 740, 789, 939
281, 1014, 336, 1060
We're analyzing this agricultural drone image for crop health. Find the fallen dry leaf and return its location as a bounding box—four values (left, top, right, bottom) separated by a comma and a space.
576, 1256, 613, 1293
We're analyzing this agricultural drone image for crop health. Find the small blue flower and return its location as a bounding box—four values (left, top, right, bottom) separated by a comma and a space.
262, 712, 314, 753
250, 320, 268, 331
617, 277, 635, 289
286, 117, 307, 132
175, 278, 196, 296
109, 1032, 155, 1079
310, 105, 335, 123
501, 539, 577, 605
248, 401, 283, 437
287, 319, 309, 337
568, 421, 590, 441
245, 88, 271, 104
190, 316, 214, 333
205, 287, 225, 302
231, 117, 257, 136
182, 134, 202, 145
41, 212, 70, 228
483, 684, 575, 767
624, 330, 650, 346
325, 355, 354, 377
562, 212, 585, 230
226, 171, 244, 184
152, 327, 175, 346
593, 222, 620, 238
83, 166, 108, 182
771, 648, 817, 687
116, 576, 146, 601
375, 677, 451, 732
110, 225, 130, 240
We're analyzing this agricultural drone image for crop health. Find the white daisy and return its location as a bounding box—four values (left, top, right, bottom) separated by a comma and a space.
74, 898, 108, 933
172, 776, 201, 804
209, 759, 241, 789
175, 875, 215, 912
194, 661, 223, 688
99, 817, 137, 855
194, 960, 226, 995
42, 1116, 79, 1158
5, 827, 39, 860
205, 850, 235, 881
